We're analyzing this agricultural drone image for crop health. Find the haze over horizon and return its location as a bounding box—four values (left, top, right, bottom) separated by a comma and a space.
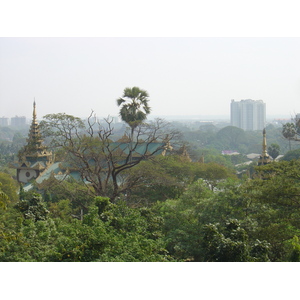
1, 37, 300, 120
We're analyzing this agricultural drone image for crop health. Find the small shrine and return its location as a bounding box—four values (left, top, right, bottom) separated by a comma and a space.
177, 144, 192, 162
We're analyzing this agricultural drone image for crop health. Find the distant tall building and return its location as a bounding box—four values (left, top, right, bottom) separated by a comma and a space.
0, 117, 9, 127
231, 99, 266, 131
11, 116, 26, 127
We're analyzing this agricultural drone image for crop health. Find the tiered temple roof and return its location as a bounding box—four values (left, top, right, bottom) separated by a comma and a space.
11, 102, 54, 180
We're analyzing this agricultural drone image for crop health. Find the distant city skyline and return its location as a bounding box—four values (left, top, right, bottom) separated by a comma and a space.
1, 37, 300, 120
0, 108, 295, 122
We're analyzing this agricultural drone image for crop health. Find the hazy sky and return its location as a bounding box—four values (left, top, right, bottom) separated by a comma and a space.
1, 37, 300, 120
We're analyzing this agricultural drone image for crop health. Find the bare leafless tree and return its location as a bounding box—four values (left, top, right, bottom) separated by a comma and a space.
40, 112, 179, 202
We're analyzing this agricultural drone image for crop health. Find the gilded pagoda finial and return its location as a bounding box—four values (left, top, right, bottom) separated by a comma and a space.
262, 128, 267, 156
258, 128, 271, 166
33, 99, 37, 121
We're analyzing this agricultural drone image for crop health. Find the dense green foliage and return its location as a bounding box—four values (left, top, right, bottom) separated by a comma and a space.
0, 129, 27, 168
0, 172, 18, 202
2, 112, 300, 262
282, 148, 300, 161
180, 123, 294, 159
0, 196, 172, 262
1, 158, 300, 261
123, 155, 236, 206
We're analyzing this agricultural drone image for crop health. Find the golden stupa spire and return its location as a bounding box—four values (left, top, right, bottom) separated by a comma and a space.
262, 128, 268, 156
258, 128, 271, 166
33, 99, 37, 121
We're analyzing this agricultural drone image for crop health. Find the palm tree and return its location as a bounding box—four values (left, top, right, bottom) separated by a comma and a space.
117, 87, 151, 163
282, 122, 296, 151
117, 87, 151, 139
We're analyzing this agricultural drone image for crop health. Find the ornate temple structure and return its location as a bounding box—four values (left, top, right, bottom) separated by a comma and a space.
257, 128, 272, 166
11, 102, 54, 183
11, 103, 183, 192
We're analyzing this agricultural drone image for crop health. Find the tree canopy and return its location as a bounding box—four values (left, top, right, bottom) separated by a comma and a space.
40, 112, 179, 202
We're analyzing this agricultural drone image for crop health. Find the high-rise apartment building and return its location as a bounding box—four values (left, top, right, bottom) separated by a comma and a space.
231, 99, 266, 131
0, 117, 9, 127
11, 116, 26, 127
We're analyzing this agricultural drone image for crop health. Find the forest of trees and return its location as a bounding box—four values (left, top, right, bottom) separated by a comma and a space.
2, 157, 300, 262
1, 87, 300, 262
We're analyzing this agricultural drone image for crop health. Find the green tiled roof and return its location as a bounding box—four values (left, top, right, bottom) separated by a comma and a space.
26, 142, 167, 190
35, 162, 65, 184
110, 142, 165, 156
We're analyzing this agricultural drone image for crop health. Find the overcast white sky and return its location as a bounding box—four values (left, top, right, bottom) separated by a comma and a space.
2, 37, 300, 120
1, 1, 300, 121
